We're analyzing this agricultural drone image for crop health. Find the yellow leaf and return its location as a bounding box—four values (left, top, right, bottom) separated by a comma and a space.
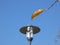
32, 9, 44, 20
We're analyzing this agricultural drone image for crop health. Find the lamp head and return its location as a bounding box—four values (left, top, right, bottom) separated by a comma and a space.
20, 25, 40, 42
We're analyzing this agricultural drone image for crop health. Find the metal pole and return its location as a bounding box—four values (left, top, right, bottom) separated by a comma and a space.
29, 41, 32, 45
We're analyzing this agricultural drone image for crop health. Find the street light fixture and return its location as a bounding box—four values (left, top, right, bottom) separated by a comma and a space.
20, 25, 40, 45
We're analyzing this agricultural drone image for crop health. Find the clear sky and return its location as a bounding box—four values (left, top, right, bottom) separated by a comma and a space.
0, 0, 60, 45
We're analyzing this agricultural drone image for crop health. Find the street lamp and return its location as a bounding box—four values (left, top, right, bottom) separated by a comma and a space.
20, 25, 40, 45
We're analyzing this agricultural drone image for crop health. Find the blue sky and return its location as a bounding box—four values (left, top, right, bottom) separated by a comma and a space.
0, 0, 60, 45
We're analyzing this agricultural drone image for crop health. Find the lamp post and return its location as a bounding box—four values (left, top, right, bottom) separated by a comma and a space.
20, 25, 40, 45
